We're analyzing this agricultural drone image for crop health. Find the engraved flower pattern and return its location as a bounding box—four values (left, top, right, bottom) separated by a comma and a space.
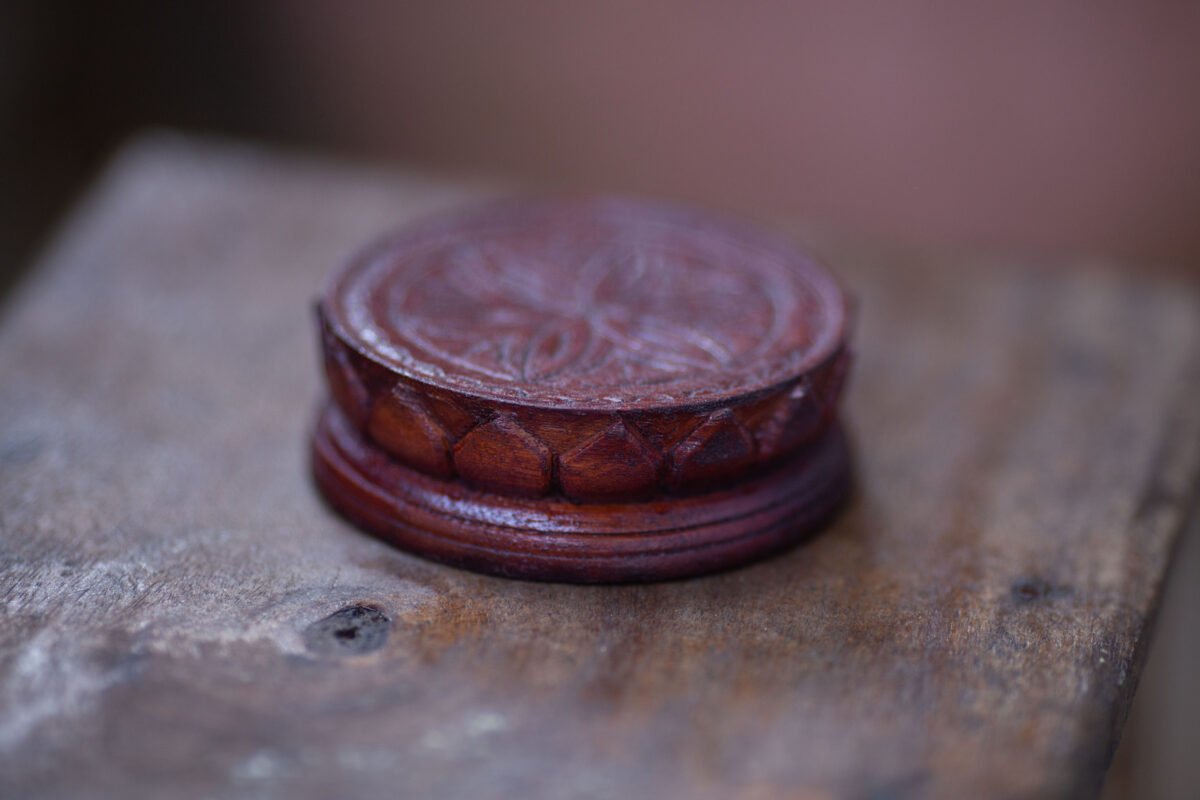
387, 238, 783, 391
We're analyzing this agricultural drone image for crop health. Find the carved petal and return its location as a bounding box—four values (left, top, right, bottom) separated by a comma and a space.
322, 330, 371, 428
559, 420, 662, 502
421, 392, 480, 440
669, 409, 757, 490
454, 415, 552, 496
367, 387, 453, 478
754, 379, 824, 459
815, 349, 852, 418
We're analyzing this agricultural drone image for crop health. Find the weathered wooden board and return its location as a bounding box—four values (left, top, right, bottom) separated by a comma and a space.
1, 135, 1198, 800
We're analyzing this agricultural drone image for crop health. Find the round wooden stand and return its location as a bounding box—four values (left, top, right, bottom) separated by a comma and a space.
312, 198, 852, 582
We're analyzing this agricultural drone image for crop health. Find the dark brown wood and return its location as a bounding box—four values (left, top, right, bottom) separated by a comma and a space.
1, 134, 1199, 799
314, 403, 850, 582
314, 198, 852, 581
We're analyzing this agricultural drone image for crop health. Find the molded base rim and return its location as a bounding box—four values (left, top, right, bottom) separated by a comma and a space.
312, 404, 852, 583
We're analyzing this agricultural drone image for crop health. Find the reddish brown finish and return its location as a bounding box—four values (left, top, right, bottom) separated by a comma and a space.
313, 403, 851, 582
557, 419, 662, 502
314, 198, 852, 580
452, 413, 554, 497
365, 386, 454, 479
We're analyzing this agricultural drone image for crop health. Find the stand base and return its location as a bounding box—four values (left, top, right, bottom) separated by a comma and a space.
312, 405, 851, 583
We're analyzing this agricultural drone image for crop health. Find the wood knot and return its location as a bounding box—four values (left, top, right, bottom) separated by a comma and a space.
303, 604, 391, 656
1010, 577, 1073, 604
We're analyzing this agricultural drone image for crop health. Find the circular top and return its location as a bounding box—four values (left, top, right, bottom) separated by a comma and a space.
323, 198, 846, 412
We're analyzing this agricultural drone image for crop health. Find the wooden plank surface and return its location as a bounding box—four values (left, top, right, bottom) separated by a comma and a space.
1, 134, 1198, 800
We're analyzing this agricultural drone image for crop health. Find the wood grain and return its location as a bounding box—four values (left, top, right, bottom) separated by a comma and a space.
1, 134, 1198, 799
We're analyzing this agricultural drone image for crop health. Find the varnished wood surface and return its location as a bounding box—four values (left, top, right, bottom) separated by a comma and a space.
313, 198, 853, 580
313, 404, 851, 583
1, 134, 1198, 799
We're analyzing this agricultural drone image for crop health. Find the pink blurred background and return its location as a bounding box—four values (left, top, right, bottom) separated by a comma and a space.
271, 1, 1200, 268
5, 2, 1200, 276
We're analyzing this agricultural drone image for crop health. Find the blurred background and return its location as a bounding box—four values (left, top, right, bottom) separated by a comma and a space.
2, 3, 1197, 796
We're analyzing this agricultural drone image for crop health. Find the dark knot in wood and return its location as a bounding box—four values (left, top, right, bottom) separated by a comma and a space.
303, 605, 391, 656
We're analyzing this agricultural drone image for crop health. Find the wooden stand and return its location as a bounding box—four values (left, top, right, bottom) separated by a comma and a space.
312, 199, 852, 581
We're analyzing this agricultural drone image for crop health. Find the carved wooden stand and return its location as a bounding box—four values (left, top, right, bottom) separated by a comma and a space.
312, 198, 852, 581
